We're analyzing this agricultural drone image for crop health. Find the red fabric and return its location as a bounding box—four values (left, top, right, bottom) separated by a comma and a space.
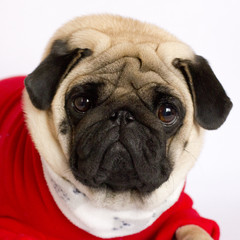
0, 76, 220, 240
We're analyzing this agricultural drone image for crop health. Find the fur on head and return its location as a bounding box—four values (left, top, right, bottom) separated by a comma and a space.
23, 14, 232, 210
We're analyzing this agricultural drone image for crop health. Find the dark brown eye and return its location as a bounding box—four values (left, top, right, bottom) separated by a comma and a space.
73, 96, 92, 112
158, 103, 178, 125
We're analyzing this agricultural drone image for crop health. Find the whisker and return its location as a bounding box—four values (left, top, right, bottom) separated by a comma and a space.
62, 167, 72, 175
183, 148, 197, 161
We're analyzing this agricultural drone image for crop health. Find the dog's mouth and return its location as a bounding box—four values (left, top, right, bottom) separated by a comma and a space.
70, 120, 172, 194
86, 141, 140, 191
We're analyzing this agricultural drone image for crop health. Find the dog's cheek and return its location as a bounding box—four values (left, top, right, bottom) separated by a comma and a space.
59, 119, 69, 135
51, 115, 73, 160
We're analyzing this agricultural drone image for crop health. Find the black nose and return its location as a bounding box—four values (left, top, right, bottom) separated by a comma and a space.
110, 110, 135, 125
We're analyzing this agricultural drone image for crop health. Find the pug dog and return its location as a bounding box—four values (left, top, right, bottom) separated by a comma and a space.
1, 14, 232, 240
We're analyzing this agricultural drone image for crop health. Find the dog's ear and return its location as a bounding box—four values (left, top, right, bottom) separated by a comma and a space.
173, 55, 232, 130
24, 40, 92, 110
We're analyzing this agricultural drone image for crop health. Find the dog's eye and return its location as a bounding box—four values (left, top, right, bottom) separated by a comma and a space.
72, 96, 92, 112
158, 103, 178, 125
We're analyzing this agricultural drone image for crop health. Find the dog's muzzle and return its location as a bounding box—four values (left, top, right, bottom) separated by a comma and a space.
70, 109, 172, 193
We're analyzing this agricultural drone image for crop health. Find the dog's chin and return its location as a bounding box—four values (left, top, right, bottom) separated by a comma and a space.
93, 141, 146, 192
70, 140, 171, 194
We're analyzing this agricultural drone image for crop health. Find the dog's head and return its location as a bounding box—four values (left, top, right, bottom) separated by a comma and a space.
23, 15, 232, 209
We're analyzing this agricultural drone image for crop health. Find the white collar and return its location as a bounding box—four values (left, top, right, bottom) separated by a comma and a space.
42, 158, 184, 239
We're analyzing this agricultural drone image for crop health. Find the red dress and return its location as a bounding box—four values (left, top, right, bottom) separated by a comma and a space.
0, 76, 220, 240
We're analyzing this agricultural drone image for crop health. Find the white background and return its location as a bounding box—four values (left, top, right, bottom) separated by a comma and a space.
0, 0, 239, 239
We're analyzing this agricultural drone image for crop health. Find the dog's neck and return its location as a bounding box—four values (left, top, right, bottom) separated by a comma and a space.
42, 157, 184, 238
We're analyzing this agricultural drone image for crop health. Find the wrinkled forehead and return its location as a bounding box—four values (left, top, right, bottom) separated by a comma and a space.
65, 41, 189, 99
71, 43, 163, 83
50, 25, 195, 103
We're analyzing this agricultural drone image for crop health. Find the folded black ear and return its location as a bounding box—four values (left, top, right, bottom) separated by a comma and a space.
24, 40, 92, 110
173, 55, 232, 130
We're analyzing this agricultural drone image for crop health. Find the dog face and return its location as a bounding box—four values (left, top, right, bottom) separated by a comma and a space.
64, 57, 186, 193
23, 15, 232, 208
